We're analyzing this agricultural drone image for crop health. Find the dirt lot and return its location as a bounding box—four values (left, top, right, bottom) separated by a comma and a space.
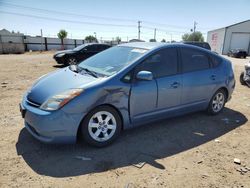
0, 52, 249, 188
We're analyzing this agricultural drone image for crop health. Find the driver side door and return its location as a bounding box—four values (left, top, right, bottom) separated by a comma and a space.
129, 47, 181, 125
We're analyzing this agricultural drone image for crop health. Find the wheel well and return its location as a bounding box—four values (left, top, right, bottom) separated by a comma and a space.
76, 104, 124, 141
219, 87, 229, 101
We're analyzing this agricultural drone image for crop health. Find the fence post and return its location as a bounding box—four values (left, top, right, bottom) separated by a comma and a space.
0, 35, 3, 54
45, 37, 48, 51
23, 36, 27, 51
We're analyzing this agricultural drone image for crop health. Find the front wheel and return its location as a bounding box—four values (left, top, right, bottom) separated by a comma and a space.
207, 89, 226, 115
66, 57, 77, 65
81, 106, 122, 147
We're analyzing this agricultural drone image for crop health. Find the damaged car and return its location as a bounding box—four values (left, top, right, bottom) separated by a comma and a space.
240, 61, 250, 87
20, 42, 235, 147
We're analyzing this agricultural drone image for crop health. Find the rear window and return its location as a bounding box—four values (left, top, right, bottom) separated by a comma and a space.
210, 54, 222, 68
181, 47, 210, 73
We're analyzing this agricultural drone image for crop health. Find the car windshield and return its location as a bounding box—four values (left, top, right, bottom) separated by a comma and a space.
78, 46, 148, 76
73, 44, 88, 51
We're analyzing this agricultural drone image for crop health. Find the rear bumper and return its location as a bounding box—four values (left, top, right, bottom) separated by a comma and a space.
20, 95, 84, 144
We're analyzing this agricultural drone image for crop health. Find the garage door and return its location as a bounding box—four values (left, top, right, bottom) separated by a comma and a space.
230, 33, 250, 54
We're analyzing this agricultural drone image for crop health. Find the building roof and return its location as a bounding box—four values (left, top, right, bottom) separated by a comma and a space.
208, 19, 250, 32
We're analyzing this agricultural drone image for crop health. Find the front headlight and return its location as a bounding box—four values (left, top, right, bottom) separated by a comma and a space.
56, 53, 65, 58
40, 88, 83, 111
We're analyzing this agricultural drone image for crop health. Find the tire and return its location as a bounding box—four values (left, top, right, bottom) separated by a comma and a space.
207, 89, 226, 115
240, 72, 246, 85
80, 106, 122, 147
66, 57, 77, 65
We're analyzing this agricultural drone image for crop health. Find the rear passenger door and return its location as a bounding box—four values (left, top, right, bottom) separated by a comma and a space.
180, 47, 217, 106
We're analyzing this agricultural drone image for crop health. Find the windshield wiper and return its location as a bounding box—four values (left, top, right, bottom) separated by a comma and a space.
81, 68, 98, 78
69, 65, 98, 78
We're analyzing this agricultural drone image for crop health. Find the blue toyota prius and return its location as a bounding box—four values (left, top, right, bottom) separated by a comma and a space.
20, 42, 235, 147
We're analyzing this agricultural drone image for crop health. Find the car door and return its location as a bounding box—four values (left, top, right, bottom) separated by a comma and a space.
155, 47, 181, 110
130, 47, 181, 124
180, 47, 217, 107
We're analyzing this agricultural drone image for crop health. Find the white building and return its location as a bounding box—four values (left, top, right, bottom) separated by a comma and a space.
207, 20, 250, 55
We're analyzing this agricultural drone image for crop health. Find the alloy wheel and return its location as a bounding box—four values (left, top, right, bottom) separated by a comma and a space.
68, 57, 77, 65
88, 111, 117, 142
212, 92, 225, 113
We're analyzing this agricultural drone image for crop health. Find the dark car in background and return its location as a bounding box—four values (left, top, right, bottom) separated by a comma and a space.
183, 41, 211, 50
53, 43, 111, 65
228, 49, 247, 58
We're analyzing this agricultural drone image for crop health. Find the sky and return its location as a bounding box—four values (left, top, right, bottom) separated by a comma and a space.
0, 0, 249, 42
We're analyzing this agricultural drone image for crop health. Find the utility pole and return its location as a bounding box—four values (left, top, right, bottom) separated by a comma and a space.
40, 29, 43, 51
193, 21, 197, 33
138, 21, 141, 40
154, 28, 156, 41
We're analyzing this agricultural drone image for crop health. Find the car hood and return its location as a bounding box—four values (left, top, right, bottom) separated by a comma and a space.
27, 68, 99, 104
54, 49, 76, 56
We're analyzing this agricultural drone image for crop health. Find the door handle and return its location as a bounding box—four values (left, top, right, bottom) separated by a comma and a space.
210, 75, 216, 80
171, 82, 180, 88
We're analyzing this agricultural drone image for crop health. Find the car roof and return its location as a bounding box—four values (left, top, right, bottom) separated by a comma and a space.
182, 41, 209, 44
118, 42, 213, 51
118, 42, 168, 50
85, 43, 110, 46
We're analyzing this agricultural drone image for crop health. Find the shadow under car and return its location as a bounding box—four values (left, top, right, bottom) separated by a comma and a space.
16, 107, 247, 177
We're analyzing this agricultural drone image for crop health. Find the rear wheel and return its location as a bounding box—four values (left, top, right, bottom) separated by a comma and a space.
81, 106, 122, 147
240, 72, 246, 85
207, 89, 226, 115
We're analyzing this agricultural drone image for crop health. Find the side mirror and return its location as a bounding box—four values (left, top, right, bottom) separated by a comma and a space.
136, 71, 153, 81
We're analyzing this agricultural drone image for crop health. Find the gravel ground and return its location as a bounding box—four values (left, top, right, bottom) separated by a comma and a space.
0, 52, 249, 188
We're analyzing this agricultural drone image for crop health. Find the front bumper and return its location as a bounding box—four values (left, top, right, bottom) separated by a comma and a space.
53, 56, 65, 64
20, 95, 84, 144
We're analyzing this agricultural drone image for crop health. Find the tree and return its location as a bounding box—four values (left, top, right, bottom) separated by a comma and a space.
161, 39, 166, 42
149, 39, 156, 42
85, 35, 97, 43
57, 29, 68, 50
182, 31, 204, 42
115, 36, 121, 44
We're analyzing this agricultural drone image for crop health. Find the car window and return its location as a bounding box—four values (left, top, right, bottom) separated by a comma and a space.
100, 45, 109, 50
210, 54, 222, 68
181, 47, 210, 73
85, 45, 97, 52
137, 48, 178, 78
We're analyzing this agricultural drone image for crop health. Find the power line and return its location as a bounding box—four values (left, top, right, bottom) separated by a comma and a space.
0, 11, 136, 28
0, 1, 213, 30
0, 2, 137, 23
142, 26, 207, 35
